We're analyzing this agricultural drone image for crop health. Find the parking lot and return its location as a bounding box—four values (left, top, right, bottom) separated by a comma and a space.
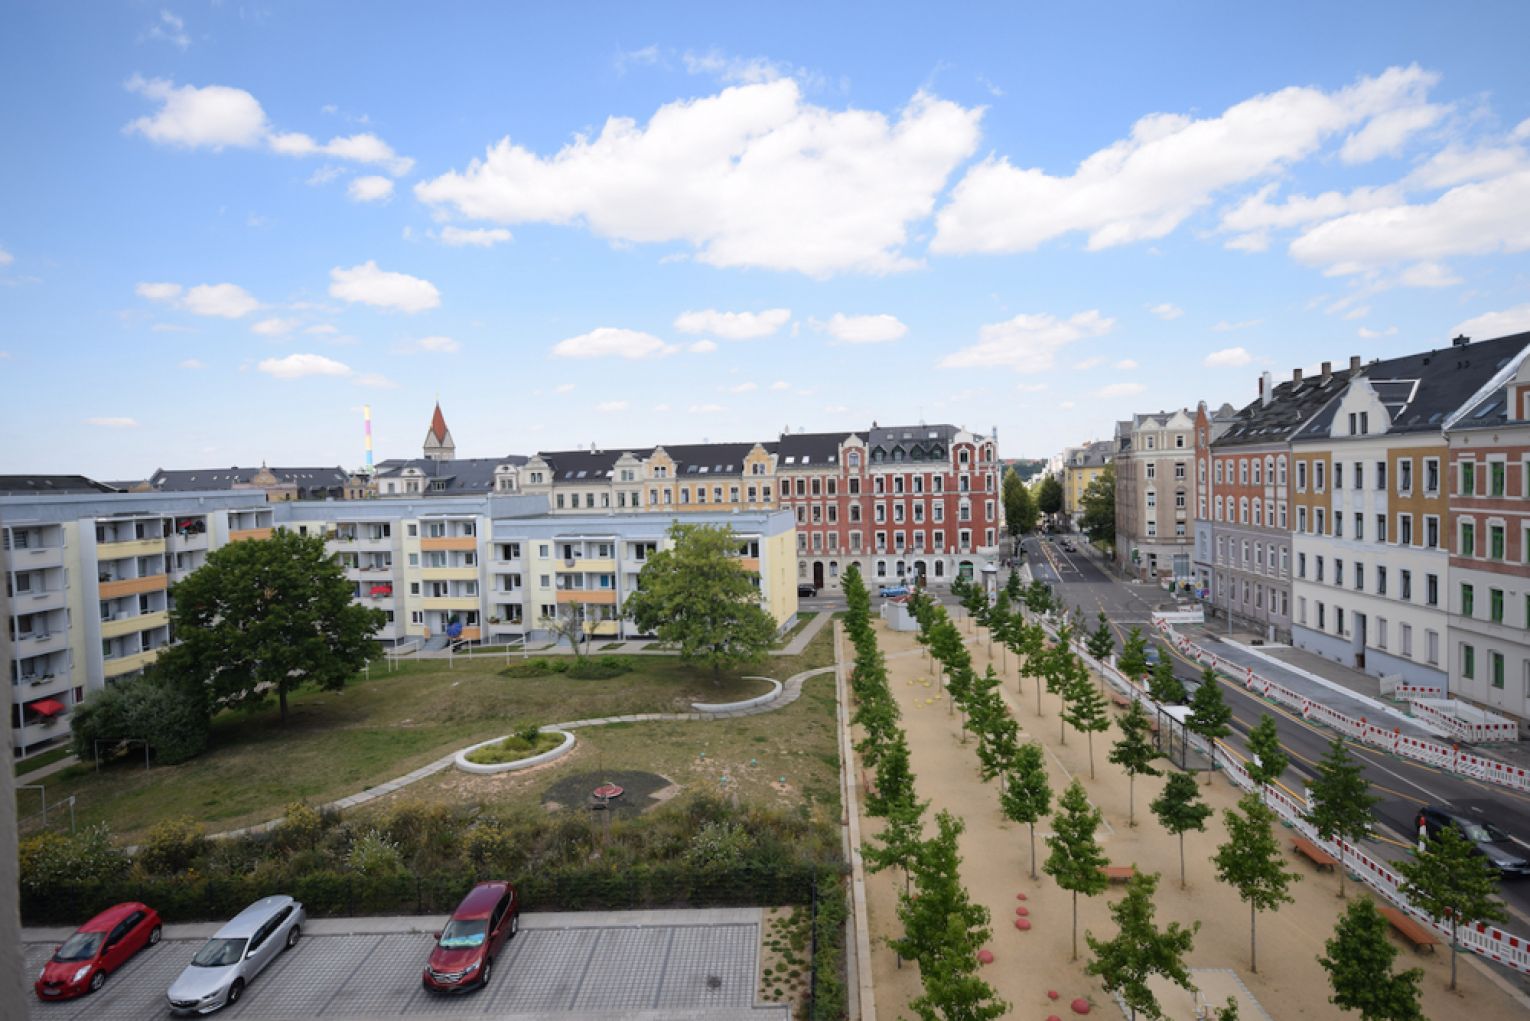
25, 909, 787, 1020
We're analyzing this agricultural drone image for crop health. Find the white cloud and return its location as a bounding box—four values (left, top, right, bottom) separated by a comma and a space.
135, 281, 182, 302
408, 335, 461, 353
551, 327, 676, 360
938, 310, 1115, 372
178, 358, 205, 369
1342, 305, 1371, 321
1211, 319, 1261, 332
1074, 356, 1106, 370
1147, 302, 1183, 321
438, 226, 513, 247
84, 417, 139, 428
1204, 346, 1253, 367
1397, 261, 1462, 288
688, 403, 726, 413
1404, 144, 1527, 190
596, 400, 630, 412
251, 317, 299, 336
1453, 304, 1530, 341
933, 65, 1441, 255
305, 324, 338, 335
257, 353, 352, 379
415, 79, 983, 276
687, 339, 718, 353
727, 381, 758, 393
1115, 359, 1139, 370
269, 131, 414, 175
554, 383, 576, 394
1357, 326, 1399, 339
1339, 101, 1449, 164
144, 9, 190, 50
139, 280, 258, 318
0, 246, 12, 267
816, 313, 908, 344
328, 261, 440, 313
307, 165, 346, 186
347, 176, 394, 202
1095, 382, 1146, 399
673, 307, 790, 339
652, 403, 672, 412
1016, 382, 1048, 393
354, 373, 398, 389
124, 75, 268, 148
770, 380, 791, 391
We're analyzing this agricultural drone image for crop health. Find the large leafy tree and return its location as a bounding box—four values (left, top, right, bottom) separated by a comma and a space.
1214, 793, 1300, 973
1003, 467, 1038, 536
1306, 738, 1379, 899
1036, 474, 1064, 519
1151, 772, 1212, 889
1109, 700, 1161, 826
624, 522, 778, 682
1396, 824, 1508, 991
1086, 871, 1199, 1021
159, 529, 383, 724
1079, 463, 1116, 549
1001, 742, 1052, 879
1319, 898, 1426, 1021
1045, 779, 1110, 960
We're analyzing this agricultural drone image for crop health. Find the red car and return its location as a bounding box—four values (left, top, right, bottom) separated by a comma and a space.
35, 902, 162, 1000
421, 881, 519, 993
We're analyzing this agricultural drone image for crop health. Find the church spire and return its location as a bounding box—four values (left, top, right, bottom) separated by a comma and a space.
423, 401, 456, 461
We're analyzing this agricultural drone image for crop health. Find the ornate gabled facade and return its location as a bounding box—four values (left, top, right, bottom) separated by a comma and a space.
1114, 409, 1197, 583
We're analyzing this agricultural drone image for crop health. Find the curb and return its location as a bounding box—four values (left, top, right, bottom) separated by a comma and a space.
453, 729, 577, 775
692, 677, 783, 713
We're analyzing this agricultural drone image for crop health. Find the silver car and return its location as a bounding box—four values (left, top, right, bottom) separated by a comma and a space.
167, 895, 305, 1014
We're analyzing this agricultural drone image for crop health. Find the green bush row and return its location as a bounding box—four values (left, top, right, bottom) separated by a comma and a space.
500, 654, 633, 679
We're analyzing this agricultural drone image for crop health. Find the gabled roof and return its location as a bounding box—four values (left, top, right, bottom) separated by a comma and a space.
1213, 370, 1356, 449
775, 431, 861, 468
147, 466, 350, 491
657, 441, 763, 477
374, 456, 527, 493
0, 475, 119, 496
535, 448, 648, 481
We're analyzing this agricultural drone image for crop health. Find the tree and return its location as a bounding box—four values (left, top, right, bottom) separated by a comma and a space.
1079, 463, 1116, 549
1023, 579, 1054, 616
1085, 871, 1199, 1021
1117, 627, 1149, 681
1318, 898, 1426, 1021
1149, 658, 1186, 705
1395, 823, 1508, 991
1244, 713, 1289, 800
538, 608, 590, 661
1214, 793, 1300, 973
1016, 621, 1046, 702
1001, 742, 1052, 880
1086, 612, 1115, 663
159, 528, 383, 724
1187, 668, 1233, 783
1003, 467, 1038, 537
1005, 569, 1023, 603
1109, 700, 1161, 826
1151, 772, 1212, 889
1306, 737, 1380, 899
623, 522, 779, 682
866, 731, 917, 819
987, 591, 1011, 665
1063, 666, 1112, 778
1044, 779, 1110, 960
1036, 474, 1064, 520
70, 669, 210, 765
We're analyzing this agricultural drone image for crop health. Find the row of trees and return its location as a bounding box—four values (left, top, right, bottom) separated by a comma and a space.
998, 462, 1112, 550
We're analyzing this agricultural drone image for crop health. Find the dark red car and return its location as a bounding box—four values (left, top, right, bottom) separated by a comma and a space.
422, 881, 519, 993
35, 902, 162, 1000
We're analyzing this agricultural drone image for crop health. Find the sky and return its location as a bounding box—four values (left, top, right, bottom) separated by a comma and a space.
4, 2, 1530, 478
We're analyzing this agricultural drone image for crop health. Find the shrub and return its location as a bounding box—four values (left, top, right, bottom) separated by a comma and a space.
137, 817, 209, 876
567, 656, 632, 680
346, 828, 406, 876
684, 820, 754, 872
464, 823, 521, 874
18, 824, 129, 894
70, 670, 210, 765
274, 802, 325, 852
465, 731, 564, 765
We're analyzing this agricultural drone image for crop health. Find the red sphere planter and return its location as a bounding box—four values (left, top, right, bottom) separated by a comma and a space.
1014, 905, 1030, 916
1013, 918, 1030, 930
976, 949, 994, 965
1015, 892, 1028, 900
1071, 998, 1091, 1014
1047, 990, 1060, 1000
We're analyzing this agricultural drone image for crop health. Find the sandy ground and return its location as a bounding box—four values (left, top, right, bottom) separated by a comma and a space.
857, 619, 1529, 1020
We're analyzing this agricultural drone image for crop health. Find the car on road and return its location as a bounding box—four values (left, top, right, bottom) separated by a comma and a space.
35, 902, 162, 1001
1144, 644, 1162, 668
878, 584, 910, 598
167, 895, 304, 1014
797, 582, 817, 597
1415, 805, 1530, 878
422, 880, 520, 994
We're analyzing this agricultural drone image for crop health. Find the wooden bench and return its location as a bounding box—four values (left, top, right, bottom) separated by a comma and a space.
1109, 691, 1132, 710
1291, 835, 1338, 871
1099, 865, 1136, 884
1376, 904, 1439, 953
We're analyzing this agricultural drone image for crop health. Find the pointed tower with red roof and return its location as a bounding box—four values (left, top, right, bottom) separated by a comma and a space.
423, 401, 456, 462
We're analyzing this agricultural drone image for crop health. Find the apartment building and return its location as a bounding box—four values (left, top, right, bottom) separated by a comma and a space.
1061, 440, 1113, 528
1114, 410, 1197, 583
1191, 403, 1238, 599
144, 465, 365, 501
1289, 333, 1530, 690
3, 488, 275, 756
1444, 344, 1530, 732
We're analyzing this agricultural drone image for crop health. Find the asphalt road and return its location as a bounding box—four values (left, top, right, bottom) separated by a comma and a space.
1022, 535, 1530, 932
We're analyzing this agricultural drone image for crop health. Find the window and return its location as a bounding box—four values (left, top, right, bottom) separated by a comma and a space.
1334, 559, 1344, 586
1252, 460, 1261, 485
1377, 565, 1387, 595
1398, 458, 1413, 493
1354, 563, 1364, 591
1490, 524, 1505, 560
1146, 490, 1157, 509
1146, 463, 1157, 480
1426, 630, 1439, 666
1400, 623, 1413, 657
1296, 461, 1307, 491
1334, 463, 1343, 489
1315, 460, 1326, 491
1463, 643, 1476, 680
1491, 651, 1506, 689
1426, 573, 1438, 607
1278, 457, 1287, 486
1317, 602, 1326, 630
1376, 618, 1388, 650
1297, 552, 1307, 579
1175, 462, 1186, 480
1316, 556, 1325, 582
1334, 513, 1342, 538
1461, 460, 1477, 496
1491, 588, 1505, 623
1460, 520, 1476, 557
1297, 507, 1308, 532
1316, 508, 1326, 534
1400, 569, 1412, 601
1376, 514, 1387, 543
1398, 514, 1413, 545
1337, 606, 1345, 636
1215, 461, 1224, 484
1424, 515, 1439, 549
1375, 461, 1386, 490
1353, 462, 1364, 489
1462, 583, 1475, 617
1354, 514, 1364, 540
1297, 596, 1307, 624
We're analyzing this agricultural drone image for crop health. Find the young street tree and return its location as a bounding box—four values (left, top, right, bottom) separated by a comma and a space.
1396, 824, 1509, 990
1085, 871, 1199, 1021
1117, 627, 1149, 681
623, 522, 778, 683
1244, 713, 1289, 801
1063, 665, 1112, 778
1318, 897, 1426, 1021
1109, 700, 1161, 826
1187, 668, 1233, 783
1086, 612, 1115, 663
1151, 771, 1213, 888
1306, 737, 1379, 899
1079, 462, 1116, 550
1001, 742, 1052, 880
1149, 657, 1187, 705
158, 529, 383, 725
1214, 793, 1301, 973
1045, 779, 1110, 960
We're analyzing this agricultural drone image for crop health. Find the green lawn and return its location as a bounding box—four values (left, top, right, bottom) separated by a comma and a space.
18, 640, 832, 842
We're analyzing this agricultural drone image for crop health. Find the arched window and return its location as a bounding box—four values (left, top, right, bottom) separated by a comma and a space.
847, 451, 860, 468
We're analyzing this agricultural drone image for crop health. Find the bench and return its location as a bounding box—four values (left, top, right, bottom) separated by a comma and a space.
860, 768, 879, 800
1109, 691, 1132, 710
1376, 904, 1439, 953
1099, 865, 1136, 884
1291, 835, 1338, 871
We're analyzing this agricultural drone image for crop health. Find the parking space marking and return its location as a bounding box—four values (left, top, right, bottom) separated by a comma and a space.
487, 928, 599, 1014
655, 924, 756, 1011
572, 927, 671, 1012
314, 933, 426, 1017
251, 935, 382, 1019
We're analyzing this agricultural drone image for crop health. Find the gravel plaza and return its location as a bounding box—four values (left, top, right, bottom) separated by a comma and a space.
23, 908, 788, 1021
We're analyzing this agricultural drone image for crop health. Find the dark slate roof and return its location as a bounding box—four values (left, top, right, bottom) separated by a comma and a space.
1293, 333, 1530, 441
866, 423, 956, 463
375, 456, 528, 493
148, 466, 350, 491
1448, 331, 1530, 430
658, 442, 763, 477
776, 431, 861, 468
1213, 369, 1357, 448
1067, 441, 1114, 468
0, 475, 119, 496
535, 449, 647, 481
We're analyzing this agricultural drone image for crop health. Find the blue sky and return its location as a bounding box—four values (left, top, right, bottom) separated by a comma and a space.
5, 2, 1530, 478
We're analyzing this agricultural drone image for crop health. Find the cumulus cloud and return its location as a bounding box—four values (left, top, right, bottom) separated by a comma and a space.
1453, 304, 1530, 341
770, 380, 790, 391
687, 339, 718, 353
84, 417, 139, 428
257, 353, 352, 379
727, 381, 758, 393
415, 79, 982, 276
253, 318, 303, 337
815, 313, 908, 344
135, 281, 182, 302
328, 261, 440, 313
1204, 346, 1253, 367
138, 280, 259, 318
438, 226, 513, 247
938, 310, 1114, 372
673, 308, 790, 339
268, 131, 414, 175
1147, 302, 1183, 321
551, 327, 676, 360
554, 383, 576, 394
1095, 382, 1146, 398
933, 65, 1442, 255
347, 175, 394, 202
144, 9, 190, 50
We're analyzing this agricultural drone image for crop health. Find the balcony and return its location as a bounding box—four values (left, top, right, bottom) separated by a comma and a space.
18, 587, 67, 613
99, 574, 168, 599
421, 535, 477, 552
13, 545, 64, 570
13, 670, 71, 701
556, 589, 617, 605
556, 556, 616, 573
421, 565, 479, 581
168, 530, 210, 553
421, 595, 480, 612
97, 537, 166, 560
100, 610, 170, 640
14, 631, 68, 657
737, 557, 760, 573
103, 647, 161, 679
228, 527, 273, 542
17, 718, 71, 752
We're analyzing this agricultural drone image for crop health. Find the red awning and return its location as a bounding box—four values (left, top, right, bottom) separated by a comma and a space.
28, 698, 66, 717
369, 585, 392, 596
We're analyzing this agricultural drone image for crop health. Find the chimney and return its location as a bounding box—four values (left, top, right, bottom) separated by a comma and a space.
1349, 355, 1361, 372
1292, 367, 1303, 384
1321, 361, 1333, 382
1261, 370, 1273, 407
1453, 334, 1470, 348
